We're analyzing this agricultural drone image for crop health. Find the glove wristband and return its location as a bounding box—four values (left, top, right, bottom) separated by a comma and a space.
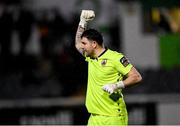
79, 19, 87, 28
116, 81, 125, 89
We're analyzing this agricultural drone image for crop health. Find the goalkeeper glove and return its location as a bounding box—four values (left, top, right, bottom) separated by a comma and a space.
79, 10, 95, 28
102, 81, 125, 94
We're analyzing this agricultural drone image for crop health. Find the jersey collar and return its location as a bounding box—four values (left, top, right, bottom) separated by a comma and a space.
97, 47, 108, 58
90, 47, 108, 60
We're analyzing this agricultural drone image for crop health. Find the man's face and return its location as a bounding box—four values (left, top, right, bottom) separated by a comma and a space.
80, 37, 96, 57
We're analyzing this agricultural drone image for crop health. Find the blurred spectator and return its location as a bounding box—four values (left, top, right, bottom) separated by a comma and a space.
0, 3, 14, 75
14, 6, 34, 56
35, 8, 71, 96
36, 9, 54, 60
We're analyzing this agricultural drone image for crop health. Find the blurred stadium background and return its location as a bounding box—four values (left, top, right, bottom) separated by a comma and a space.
0, 0, 180, 125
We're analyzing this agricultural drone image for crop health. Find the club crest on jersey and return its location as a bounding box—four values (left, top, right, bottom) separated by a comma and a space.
101, 59, 107, 66
120, 56, 130, 67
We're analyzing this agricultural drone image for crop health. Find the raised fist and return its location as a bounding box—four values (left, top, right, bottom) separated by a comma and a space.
80, 10, 95, 22
79, 10, 95, 28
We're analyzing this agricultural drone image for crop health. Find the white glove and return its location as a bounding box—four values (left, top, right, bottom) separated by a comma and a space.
79, 10, 95, 28
102, 81, 125, 94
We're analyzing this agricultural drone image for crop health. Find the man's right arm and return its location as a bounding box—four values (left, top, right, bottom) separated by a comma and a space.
75, 10, 95, 54
75, 25, 86, 55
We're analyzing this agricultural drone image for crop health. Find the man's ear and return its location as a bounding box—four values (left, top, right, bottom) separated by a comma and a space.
92, 41, 97, 48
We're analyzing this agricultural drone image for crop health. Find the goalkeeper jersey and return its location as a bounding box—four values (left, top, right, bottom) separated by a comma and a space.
85, 49, 133, 116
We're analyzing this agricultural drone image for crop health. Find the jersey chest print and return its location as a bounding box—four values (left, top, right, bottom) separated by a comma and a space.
101, 59, 107, 66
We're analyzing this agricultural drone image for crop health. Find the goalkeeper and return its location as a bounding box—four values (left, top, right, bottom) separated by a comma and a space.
75, 10, 142, 126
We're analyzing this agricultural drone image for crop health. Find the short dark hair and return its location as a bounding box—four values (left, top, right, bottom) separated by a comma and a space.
81, 29, 103, 46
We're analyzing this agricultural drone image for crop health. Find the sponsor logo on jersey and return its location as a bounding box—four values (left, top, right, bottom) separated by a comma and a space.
120, 56, 130, 67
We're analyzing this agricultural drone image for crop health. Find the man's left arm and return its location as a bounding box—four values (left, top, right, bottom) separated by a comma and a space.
102, 67, 142, 94
123, 67, 142, 88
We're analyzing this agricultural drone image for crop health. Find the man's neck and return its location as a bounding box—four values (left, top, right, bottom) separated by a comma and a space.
94, 47, 106, 58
